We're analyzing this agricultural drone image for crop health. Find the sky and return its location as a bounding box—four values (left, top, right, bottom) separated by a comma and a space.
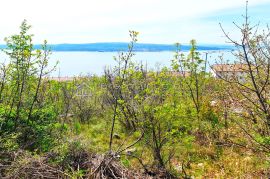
0, 0, 269, 44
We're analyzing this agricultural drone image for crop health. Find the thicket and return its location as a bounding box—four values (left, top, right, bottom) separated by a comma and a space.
1, 8, 270, 178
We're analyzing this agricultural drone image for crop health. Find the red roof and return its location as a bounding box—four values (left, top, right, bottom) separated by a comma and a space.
212, 64, 251, 72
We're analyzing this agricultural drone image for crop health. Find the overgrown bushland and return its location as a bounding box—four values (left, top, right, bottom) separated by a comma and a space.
1, 6, 270, 178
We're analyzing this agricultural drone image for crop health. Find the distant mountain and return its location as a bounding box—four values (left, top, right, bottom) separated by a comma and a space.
0, 43, 234, 52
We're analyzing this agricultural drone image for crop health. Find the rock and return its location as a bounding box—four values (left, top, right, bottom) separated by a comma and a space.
197, 163, 204, 167
126, 148, 137, 155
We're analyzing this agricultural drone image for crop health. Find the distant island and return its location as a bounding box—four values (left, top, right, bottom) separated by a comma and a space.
0, 42, 234, 52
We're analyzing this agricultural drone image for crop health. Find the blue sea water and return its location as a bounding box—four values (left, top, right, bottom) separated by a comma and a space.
0, 50, 236, 76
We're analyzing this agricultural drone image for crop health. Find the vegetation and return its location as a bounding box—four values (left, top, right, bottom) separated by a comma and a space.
1, 8, 270, 179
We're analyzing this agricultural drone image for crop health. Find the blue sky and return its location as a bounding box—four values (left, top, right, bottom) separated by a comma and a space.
0, 0, 269, 44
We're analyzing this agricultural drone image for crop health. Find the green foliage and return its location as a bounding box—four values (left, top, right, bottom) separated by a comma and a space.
0, 20, 60, 152
1, 15, 270, 178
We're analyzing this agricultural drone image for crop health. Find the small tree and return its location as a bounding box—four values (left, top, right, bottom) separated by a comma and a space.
171, 40, 208, 128
218, 2, 270, 152
0, 20, 59, 152
103, 32, 189, 176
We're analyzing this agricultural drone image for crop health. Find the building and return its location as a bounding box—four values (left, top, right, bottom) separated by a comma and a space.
211, 64, 251, 82
45, 76, 75, 82
167, 71, 191, 77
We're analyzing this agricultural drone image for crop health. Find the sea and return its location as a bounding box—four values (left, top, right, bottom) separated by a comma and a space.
0, 51, 236, 77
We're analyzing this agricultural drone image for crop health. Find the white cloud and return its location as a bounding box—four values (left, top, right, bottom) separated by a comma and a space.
0, 0, 268, 43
